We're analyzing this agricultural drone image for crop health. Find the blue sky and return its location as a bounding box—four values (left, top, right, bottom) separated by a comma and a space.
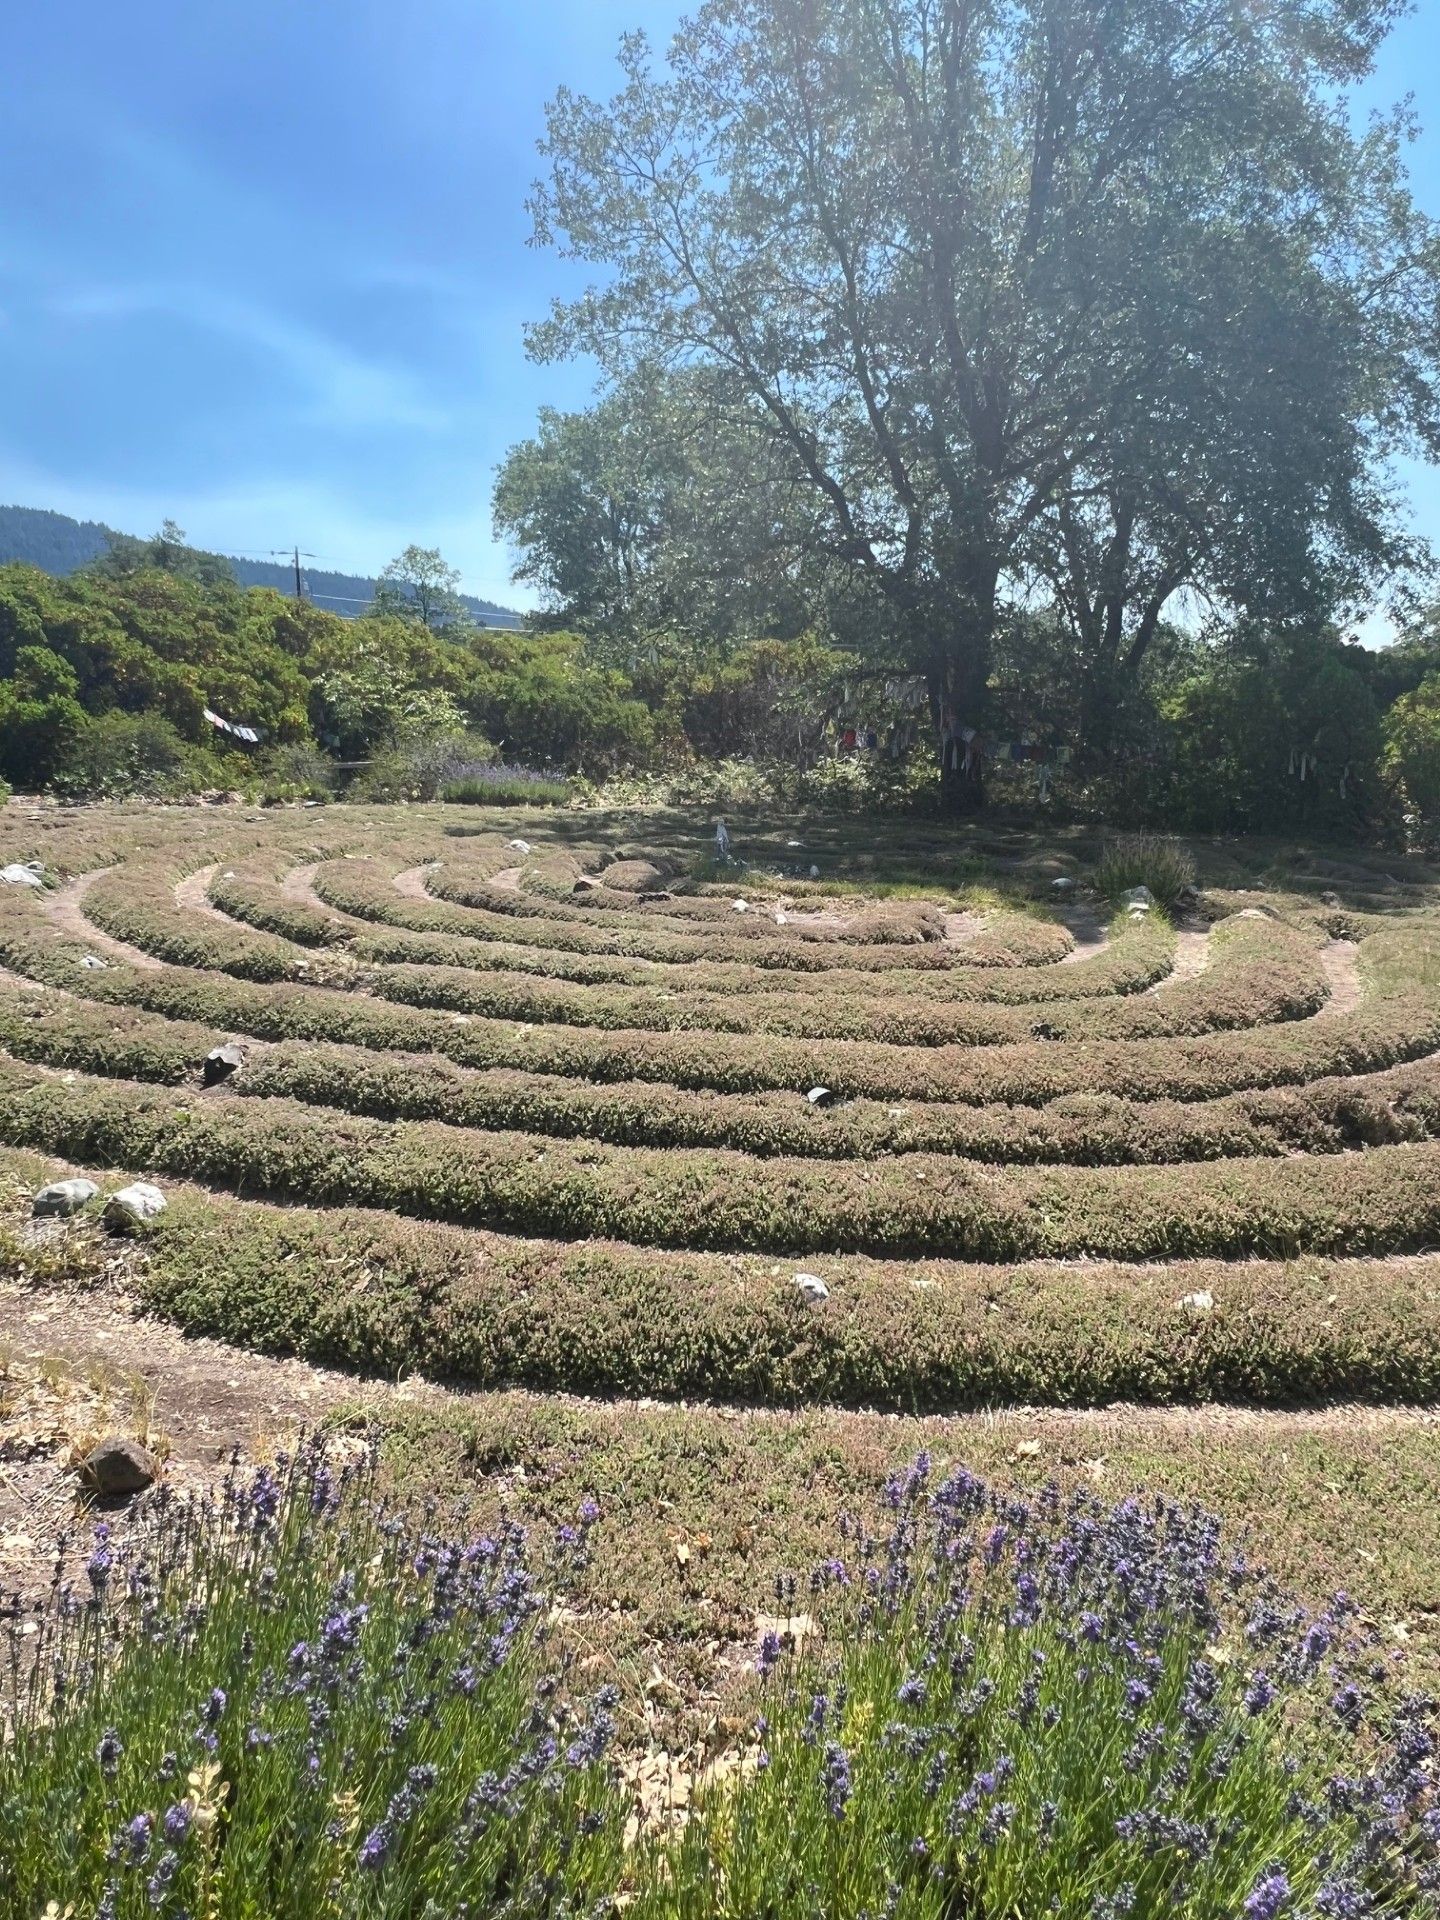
0, 0, 1437, 613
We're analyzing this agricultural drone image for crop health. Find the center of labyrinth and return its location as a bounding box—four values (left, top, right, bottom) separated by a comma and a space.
3, 807, 1440, 1409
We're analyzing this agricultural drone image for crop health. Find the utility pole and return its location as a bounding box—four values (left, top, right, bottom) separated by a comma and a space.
269, 548, 317, 602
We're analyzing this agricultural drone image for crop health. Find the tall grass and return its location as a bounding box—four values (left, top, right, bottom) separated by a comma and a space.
1094, 832, 1197, 906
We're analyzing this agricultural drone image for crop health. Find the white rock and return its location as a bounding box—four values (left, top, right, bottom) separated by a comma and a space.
1177, 1290, 1215, 1313
1, 864, 44, 888
774, 909, 788, 925
79, 954, 108, 970
808, 864, 820, 879
1121, 886, 1155, 908
786, 839, 804, 848
507, 838, 532, 854
732, 899, 749, 913
103, 1182, 167, 1227
793, 1272, 830, 1302
1234, 907, 1269, 920
806, 1086, 836, 1107
32, 1178, 99, 1218
1051, 877, 1075, 892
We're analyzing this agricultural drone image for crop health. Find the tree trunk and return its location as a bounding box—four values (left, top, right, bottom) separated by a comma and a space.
925, 562, 998, 814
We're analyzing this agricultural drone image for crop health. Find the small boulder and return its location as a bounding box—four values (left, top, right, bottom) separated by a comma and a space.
573, 874, 602, 893
808, 864, 820, 879
1177, 1290, 1216, 1314
1050, 876, 1075, 893
1321, 890, 1340, 907
0, 863, 44, 888
1121, 886, 1155, 909
732, 899, 749, 913
80, 1435, 158, 1498
793, 1272, 830, 1303
203, 1042, 246, 1087
32, 1177, 100, 1219
79, 954, 109, 970
806, 1086, 836, 1108
103, 1182, 167, 1229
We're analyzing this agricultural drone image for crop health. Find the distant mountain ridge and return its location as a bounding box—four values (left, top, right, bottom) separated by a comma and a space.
0, 503, 523, 628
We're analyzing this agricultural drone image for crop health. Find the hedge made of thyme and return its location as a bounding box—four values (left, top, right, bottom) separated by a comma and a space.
7, 982, 1440, 1168
6, 1146, 1440, 1411
310, 859, 1082, 973
84, 852, 1083, 998
25, 867, 1208, 1046
429, 859, 1076, 961
7, 1056, 1440, 1258
210, 864, 1182, 1005
4, 911, 1435, 1107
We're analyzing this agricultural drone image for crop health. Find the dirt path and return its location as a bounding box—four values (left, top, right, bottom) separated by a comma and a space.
1146, 923, 1211, 993
173, 863, 226, 920
394, 863, 441, 899
38, 870, 162, 970
279, 860, 321, 902
1055, 898, 1107, 963
1319, 938, 1362, 1016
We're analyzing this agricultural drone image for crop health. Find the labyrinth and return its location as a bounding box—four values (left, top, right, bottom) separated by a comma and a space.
4, 801, 1440, 1414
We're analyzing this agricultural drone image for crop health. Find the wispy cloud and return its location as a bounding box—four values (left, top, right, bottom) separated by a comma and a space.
47, 281, 454, 435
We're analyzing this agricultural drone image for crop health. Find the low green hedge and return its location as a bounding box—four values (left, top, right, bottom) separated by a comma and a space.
6, 978, 1440, 1165
7, 1152, 1440, 1409
217, 862, 1182, 1002
4, 910, 1435, 1107
5, 1055, 1440, 1258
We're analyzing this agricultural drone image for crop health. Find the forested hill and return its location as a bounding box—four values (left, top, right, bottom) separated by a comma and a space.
0, 504, 521, 627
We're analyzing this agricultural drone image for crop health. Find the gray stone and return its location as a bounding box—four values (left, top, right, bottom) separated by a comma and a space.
0, 863, 44, 888
32, 1178, 100, 1219
79, 954, 109, 970
793, 1272, 830, 1302
103, 1182, 167, 1228
806, 1086, 836, 1108
203, 1043, 246, 1087
1051, 876, 1075, 892
507, 838, 532, 854
1321, 890, 1341, 907
80, 1435, 158, 1497
1121, 885, 1156, 909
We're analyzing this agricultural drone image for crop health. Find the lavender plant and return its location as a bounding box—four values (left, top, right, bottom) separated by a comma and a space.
641, 1456, 1440, 1920
440, 763, 570, 806
0, 1435, 619, 1918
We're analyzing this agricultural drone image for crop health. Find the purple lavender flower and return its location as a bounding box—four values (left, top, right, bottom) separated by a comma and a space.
145, 1850, 179, 1908
898, 1674, 928, 1708
1245, 1672, 1276, 1715
822, 1741, 853, 1818
357, 1823, 391, 1871
162, 1802, 193, 1843
124, 1812, 153, 1864
1244, 1867, 1291, 1920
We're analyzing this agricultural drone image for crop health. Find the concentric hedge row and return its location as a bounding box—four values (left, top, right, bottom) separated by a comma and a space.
4, 806, 1440, 1414
8, 1147, 1440, 1410
5, 977, 1438, 1165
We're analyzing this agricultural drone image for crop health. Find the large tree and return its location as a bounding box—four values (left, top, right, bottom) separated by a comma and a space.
525, 0, 1439, 802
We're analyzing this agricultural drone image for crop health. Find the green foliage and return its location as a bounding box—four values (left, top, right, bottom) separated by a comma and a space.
1094, 834, 1197, 907
1, 1435, 620, 1919
0, 643, 88, 789
1382, 671, 1440, 841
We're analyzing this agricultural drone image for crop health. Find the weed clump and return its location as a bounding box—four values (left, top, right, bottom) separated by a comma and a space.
1095, 832, 1198, 906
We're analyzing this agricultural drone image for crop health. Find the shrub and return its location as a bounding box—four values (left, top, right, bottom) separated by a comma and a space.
1094, 831, 1197, 906
643, 1458, 1439, 1919
440, 763, 570, 806
0, 1433, 621, 1918
253, 740, 337, 803
48, 709, 220, 801
351, 730, 501, 803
